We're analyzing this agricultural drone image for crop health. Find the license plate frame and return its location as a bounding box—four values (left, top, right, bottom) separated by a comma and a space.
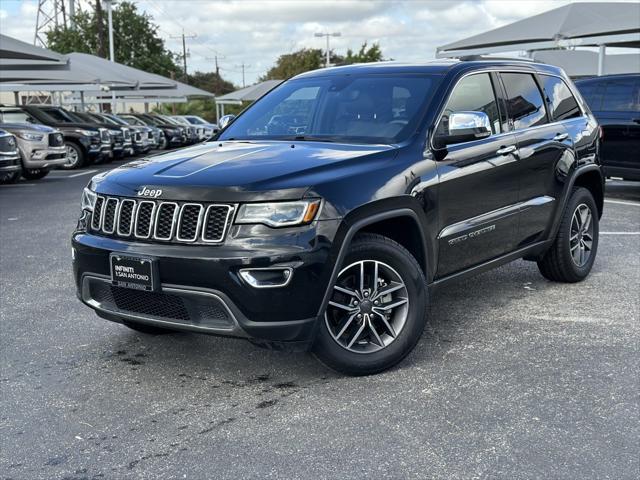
110, 253, 158, 291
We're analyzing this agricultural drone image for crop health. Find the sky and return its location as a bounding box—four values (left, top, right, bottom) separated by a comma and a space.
0, 0, 634, 87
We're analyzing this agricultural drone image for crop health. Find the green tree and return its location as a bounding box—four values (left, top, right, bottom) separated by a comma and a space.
261, 48, 325, 80
343, 42, 384, 64
46, 1, 180, 78
187, 71, 236, 96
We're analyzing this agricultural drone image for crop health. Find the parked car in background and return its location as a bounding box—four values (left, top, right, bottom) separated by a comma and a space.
0, 129, 21, 184
124, 113, 186, 149
179, 115, 218, 139
0, 122, 67, 180
153, 114, 198, 144
67, 110, 127, 160
99, 113, 158, 151
0, 106, 110, 169
114, 114, 164, 151
575, 74, 640, 181
170, 116, 209, 141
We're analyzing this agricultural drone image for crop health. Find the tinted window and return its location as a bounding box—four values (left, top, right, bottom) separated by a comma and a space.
540, 75, 582, 121
576, 81, 604, 111
220, 74, 436, 144
439, 73, 501, 135
42, 108, 74, 123
0, 110, 32, 123
602, 79, 640, 112
501, 73, 547, 130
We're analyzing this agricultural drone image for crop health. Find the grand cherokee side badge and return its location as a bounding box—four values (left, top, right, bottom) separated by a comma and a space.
137, 186, 163, 198
449, 225, 496, 246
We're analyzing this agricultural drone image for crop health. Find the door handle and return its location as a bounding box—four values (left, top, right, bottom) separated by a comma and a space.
553, 133, 569, 141
496, 145, 516, 155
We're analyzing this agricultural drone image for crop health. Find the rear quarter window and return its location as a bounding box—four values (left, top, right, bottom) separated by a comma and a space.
601, 78, 640, 112
540, 75, 582, 121
500, 73, 548, 130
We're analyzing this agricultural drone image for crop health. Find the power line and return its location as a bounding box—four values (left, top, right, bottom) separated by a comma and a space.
170, 28, 197, 79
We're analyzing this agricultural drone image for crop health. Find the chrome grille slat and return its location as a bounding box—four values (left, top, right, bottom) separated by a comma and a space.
102, 198, 119, 234
134, 201, 156, 239
176, 204, 204, 242
117, 199, 136, 236
153, 202, 179, 240
202, 205, 234, 243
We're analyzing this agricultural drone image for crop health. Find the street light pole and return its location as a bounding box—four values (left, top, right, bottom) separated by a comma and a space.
314, 32, 341, 68
105, 0, 115, 112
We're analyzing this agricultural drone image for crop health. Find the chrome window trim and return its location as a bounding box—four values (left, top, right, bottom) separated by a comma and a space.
176, 203, 204, 242
133, 200, 156, 239
116, 199, 136, 237
429, 67, 588, 151
102, 197, 119, 234
201, 204, 235, 243
153, 202, 179, 241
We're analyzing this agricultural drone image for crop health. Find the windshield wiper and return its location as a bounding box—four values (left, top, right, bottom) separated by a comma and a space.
288, 135, 335, 143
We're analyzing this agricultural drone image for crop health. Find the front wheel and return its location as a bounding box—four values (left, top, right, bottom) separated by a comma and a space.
61, 142, 85, 169
537, 187, 599, 282
313, 233, 427, 376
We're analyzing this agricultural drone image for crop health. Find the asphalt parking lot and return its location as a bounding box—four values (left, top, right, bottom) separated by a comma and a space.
1, 155, 639, 479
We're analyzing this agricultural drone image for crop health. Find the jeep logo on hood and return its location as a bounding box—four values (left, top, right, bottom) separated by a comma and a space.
137, 186, 162, 198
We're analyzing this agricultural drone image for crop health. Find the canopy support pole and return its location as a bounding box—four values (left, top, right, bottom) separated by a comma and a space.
13, 91, 19, 105
144, 102, 149, 113
80, 91, 86, 111
597, 45, 606, 76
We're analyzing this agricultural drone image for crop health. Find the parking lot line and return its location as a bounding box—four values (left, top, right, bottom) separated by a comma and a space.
60, 169, 99, 178
604, 199, 640, 207
600, 232, 640, 235
0, 183, 36, 188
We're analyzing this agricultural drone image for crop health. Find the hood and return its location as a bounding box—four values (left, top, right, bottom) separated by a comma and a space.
95, 140, 397, 202
0, 123, 56, 133
52, 122, 103, 131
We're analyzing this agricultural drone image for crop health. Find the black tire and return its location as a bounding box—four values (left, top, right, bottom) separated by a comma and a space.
22, 168, 49, 180
313, 233, 428, 376
61, 141, 86, 169
537, 187, 599, 283
123, 321, 175, 335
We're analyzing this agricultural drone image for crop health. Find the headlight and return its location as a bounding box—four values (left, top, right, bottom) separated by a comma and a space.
75, 129, 99, 137
235, 200, 320, 227
81, 187, 97, 212
18, 132, 45, 141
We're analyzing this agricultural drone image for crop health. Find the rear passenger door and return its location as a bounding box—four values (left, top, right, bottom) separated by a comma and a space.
498, 72, 574, 246
433, 72, 519, 277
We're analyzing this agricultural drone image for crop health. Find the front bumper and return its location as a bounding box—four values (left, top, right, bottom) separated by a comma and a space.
0, 151, 20, 171
72, 219, 341, 346
22, 145, 67, 169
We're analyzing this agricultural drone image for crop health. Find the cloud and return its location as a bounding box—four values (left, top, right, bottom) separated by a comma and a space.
1, 0, 631, 87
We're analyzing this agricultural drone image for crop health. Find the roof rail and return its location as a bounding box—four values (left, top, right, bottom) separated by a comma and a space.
458, 55, 536, 62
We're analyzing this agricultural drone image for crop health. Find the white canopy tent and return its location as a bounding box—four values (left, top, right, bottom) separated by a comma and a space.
436, 2, 640, 76
214, 79, 282, 120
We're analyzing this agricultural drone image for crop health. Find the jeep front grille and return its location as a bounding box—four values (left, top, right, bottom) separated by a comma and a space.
91, 195, 234, 244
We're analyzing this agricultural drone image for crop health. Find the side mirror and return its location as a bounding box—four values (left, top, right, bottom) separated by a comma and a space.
218, 114, 236, 130
439, 111, 491, 146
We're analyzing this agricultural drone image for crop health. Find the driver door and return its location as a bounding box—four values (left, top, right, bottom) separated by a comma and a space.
433, 72, 520, 277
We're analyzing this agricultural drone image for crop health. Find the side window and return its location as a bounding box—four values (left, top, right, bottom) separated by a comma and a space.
43, 109, 69, 122
577, 81, 604, 111
500, 73, 547, 130
438, 73, 501, 135
540, 75, 582, 121
0, 110, 32, 123
602, 79, 640, 112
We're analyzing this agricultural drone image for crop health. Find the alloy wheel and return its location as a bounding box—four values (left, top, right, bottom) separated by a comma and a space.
570, 203, 594, 267
65, 144, 80, 168
325, 260, 409, 354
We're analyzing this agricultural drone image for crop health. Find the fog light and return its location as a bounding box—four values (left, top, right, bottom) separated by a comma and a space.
239, 267, 293, 288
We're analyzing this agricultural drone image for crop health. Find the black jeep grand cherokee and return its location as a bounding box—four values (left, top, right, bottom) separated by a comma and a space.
73, 60, 603, 375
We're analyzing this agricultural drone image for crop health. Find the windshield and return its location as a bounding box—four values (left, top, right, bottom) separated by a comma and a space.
220, 74, 437, 144
103, 114, 128, 126
120, 115, 145, 126
185, 116, 205, 124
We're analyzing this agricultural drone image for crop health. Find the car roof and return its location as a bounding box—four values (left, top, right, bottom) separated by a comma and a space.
293, 59, 565, 79
575, 73, 640, 84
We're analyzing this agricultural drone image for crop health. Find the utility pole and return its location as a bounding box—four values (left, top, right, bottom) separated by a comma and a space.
171, 29, 197, 80
206, 56, 220, 76
104, 0, 116, 112
69, 0, 75, 28
236, 63, 251, 87
314, 32, 341, 68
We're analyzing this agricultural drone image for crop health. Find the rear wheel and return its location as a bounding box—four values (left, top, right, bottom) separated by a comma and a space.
123, 321, 175, 335
313, 233, 427, 376
22, 168, 50, 180
61, 141, 85, 169
0, 170, 21, 184
537, 187, 599, 282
